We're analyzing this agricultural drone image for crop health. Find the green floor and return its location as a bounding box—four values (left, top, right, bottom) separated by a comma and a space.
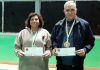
0, 35, 100, 68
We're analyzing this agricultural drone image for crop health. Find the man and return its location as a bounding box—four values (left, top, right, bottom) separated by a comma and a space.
51, 1, 95, 70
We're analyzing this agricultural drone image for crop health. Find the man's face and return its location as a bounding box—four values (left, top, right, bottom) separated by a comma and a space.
64, 5, 77, 21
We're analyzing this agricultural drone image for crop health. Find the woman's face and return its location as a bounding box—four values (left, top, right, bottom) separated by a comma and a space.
30, 15, 40, 29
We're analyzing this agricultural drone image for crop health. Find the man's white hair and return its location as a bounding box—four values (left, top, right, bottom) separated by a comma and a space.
64, 1, 76, 8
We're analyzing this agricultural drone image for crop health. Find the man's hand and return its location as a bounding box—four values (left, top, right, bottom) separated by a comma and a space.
51, 48, 58, 56
76, 49, 85, 56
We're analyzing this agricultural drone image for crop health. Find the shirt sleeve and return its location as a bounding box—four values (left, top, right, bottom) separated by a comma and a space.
44, 31, 51, 50
14, 30, 23, 56
83, 23, 95, 53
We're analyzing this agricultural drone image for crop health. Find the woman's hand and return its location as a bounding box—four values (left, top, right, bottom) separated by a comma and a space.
42, 50, 51, 60
17, 51, 25, 57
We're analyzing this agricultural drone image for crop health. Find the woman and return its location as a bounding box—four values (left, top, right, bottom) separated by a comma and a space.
14, 12, 51, 70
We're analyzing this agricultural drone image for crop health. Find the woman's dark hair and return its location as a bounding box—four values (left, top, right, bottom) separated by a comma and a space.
25, 12, 44, 29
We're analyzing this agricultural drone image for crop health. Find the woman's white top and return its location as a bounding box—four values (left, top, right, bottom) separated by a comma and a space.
14, 27, 51, 70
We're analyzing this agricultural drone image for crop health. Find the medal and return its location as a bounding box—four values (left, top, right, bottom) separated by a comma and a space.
64, 41, 70, 48
31, 30, 38, 47
65, 19, 75, 48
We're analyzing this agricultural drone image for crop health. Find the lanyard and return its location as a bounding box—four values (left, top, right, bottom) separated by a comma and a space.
66, 20, 75, 42
31, 30, 38, 47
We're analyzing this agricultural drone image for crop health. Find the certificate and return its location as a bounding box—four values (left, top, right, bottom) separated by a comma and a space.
56, 47, 76, 56
24, 47, 43, 56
